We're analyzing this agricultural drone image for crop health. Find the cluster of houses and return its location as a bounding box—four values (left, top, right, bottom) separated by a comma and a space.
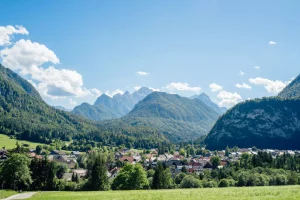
2, 146, 300, 182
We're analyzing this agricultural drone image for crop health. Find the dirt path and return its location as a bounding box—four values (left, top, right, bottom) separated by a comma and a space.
2, 192, 37, 200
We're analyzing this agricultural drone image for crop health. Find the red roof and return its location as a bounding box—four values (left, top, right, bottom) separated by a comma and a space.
120, 156, 134, 163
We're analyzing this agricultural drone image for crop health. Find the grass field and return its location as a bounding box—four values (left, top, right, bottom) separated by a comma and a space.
28, 186, 300, 200
0, 190, 17, 199
0, 134, 45, 150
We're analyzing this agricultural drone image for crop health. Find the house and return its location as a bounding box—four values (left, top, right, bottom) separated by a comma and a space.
63, 173, 73, 181
71, 151, 81, 158
167, 157, 181, 168
119, 156, 135, 164
72, 169, 87, 178
109, 167, 120, 180
0, 149, 8, 161
54, 155, 77, 169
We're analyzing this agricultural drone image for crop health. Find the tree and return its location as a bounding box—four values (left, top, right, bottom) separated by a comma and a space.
36, 145, 43, 155
179, 148, 185, 157
87, 154, 109, 190
175, 173, 186, 185
225, 146, 230, 157
56, 164, 67, 179
152, 162, 164, 189
112, 163, 149, 190
210, 156, 221, 169
181, 166, 187, 174
180, 175, 202, 188
152, 162, 173, 189
30, 157, 57, 190
0, 154, 32, 190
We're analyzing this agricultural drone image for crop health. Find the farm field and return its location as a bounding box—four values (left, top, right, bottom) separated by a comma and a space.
0, 134, 45, 150
28, 186, 300, 200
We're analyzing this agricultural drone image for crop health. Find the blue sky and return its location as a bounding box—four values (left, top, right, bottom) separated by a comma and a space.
0, 0, 299, 109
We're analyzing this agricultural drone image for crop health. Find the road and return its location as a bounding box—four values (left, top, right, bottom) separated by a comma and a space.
2, 192, 37, 200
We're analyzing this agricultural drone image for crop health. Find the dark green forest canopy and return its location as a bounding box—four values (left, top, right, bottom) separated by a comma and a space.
205, 97, 300, 150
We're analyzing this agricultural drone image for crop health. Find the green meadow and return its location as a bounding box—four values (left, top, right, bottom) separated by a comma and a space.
0, 134, 44, 150
28, 186, 300, 200
0, 190, 17, 199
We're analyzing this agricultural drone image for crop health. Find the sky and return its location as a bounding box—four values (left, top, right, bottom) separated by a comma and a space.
0, 0, 299, 109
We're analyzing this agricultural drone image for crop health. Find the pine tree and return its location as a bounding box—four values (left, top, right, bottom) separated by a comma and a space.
88, 154, 109, 191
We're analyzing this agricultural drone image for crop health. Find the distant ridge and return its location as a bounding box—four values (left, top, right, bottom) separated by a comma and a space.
101, 92, 220, 142
72, 87, 153, 121
191, 93, 227, 114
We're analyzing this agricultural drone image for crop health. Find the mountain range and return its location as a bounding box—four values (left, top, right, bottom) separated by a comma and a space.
191, 93, 227, 114
99, 92, 220, 142
72, 87, 153, 121
205, 73, 300, 150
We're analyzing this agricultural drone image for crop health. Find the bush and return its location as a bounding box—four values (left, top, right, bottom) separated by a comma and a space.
218, 179, 235, 187
175, 173, 187, 185
180, 175, 202, 188
203, 180, 218, 188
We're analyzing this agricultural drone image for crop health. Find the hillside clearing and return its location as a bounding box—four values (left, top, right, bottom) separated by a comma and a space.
29, 186, 300, 200
0, 134, 45, 150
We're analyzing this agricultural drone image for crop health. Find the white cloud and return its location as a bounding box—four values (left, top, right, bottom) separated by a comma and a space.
165, 82, 201, 93
149, 87, 160, 92
269, 41, 276, 45
209, 83, 223, 92
0, 25, 29, 46
136, 71, 149, 76
134, 86, 141, 91
217, 91, 242, 108
236, 83, 252, 89
105, 89, 124, 97
249, 77, 289, 94
68, 98, 77, 106
254, 66, 260, 69
239, 71, 245, 76
0, 39, 99, 100
90, 88, 102, 97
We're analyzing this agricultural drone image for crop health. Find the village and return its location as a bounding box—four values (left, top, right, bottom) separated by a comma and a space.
2, 145, 298, 183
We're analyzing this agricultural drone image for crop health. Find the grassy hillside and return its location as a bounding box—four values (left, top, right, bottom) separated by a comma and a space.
29, 186, 300, 200
0, 134, 45, 149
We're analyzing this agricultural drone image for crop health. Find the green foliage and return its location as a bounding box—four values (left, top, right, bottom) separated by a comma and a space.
0, 154, 32, 190
30, 157, 58, 190
152, 162, 173, 189
180, 175, 202, 188
205, 97, 300, 150
175, 173, 186, 185
87, 154, 109, 191
210, 156, 221, 169
112, 163, 149, 190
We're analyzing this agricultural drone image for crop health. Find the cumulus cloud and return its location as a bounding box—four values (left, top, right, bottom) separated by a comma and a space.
249, 77, 289, 94
90, 88, 102, 97
239, 71, 245, 76
165, 82, 201, 93
217, 91, 242, 108
68, 98, 77, 106
0, 39, 101, 100
254, 66, 260, 69
136, 71, 149, 76
236, 83, 252, 89
209, 83, 223, 92
0, 25, 29, 46
269, 41, 276, 45
105, 89, 124, 97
